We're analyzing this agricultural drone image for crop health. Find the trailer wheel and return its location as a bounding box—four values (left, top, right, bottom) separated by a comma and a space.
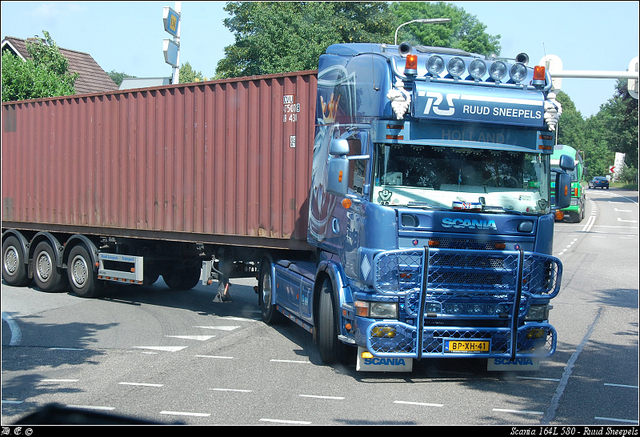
258, 259, 285, 324
68, 244, 100, 298
2, 235, 31, 286
33, 241, 68, 292
317, 277, 349, 365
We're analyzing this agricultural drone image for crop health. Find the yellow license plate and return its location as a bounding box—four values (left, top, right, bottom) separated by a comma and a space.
445, 340, 490, 353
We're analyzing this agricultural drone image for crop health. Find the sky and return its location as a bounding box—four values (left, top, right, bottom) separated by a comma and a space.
1, 1, 638, 118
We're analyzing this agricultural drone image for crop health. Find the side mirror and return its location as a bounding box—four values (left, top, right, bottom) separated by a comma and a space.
554, 172, 572, 209
558, 154, 575, 171
329, 139, 349, 156
327, 156, 350, 197
326, 139, 350, 197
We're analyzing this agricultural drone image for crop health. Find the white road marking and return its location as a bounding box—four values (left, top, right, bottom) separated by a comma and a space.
133, 346, 187, 352
41, 379, 79, 383
195, 355, 234, 359
210, 388, 253, 393
67, 405, 115, 411
1, 312, 21, 346
604, 383, 638, 389
259, 418, 311, 424
160, 410, 211, 417
493, 408, 544, 415
270, 359, 311, 364
165, 335, 215, 341
394, 400, 443, 407
299, 394, 345, 400
119, 382, 163, 387
194, 325, 240, 331
595, 416, 639, 424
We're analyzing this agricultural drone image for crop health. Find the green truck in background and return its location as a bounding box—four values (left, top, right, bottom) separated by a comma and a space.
551, 144, 586, 223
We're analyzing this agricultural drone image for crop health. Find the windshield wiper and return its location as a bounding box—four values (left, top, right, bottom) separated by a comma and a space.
482, 206, 523, 215
405, 201, 447, 210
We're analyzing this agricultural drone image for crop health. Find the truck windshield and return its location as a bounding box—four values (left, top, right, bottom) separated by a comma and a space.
552, 165, 578, 182
372, 143, 551, 215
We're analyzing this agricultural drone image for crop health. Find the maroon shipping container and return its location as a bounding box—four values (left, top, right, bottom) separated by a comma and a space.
2, 71, 318, 251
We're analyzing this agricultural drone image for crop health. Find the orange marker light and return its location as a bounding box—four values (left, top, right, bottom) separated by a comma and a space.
341, 198, 352, 209
533, 66, 546, 81
338, 170, 343, 183
405, 54, 418, 75
406, 54, 418, 70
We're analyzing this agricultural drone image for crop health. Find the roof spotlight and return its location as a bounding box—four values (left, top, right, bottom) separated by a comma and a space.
489, 61, 507, 82
426, 55, 445, 76
469, 59, 487, 80
510, 63, 528, 83
447, 57, 465, 78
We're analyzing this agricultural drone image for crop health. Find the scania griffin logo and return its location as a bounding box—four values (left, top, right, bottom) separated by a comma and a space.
442, 217, 498, 230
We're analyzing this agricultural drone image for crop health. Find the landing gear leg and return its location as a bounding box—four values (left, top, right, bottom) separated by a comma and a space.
213, 252, 233, 303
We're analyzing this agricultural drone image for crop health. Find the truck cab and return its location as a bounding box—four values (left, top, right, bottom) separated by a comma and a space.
296, 42, 573, 371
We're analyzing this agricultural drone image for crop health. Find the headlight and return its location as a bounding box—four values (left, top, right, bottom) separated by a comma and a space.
355, 300, 398, 319
489, 61, 507, 82
469, 59, 487, 80
444, 303, 464, 314
447, 57, 466, 78
525, 304, 549, 321
426, 55, 445, 76
510, 63, 528, 83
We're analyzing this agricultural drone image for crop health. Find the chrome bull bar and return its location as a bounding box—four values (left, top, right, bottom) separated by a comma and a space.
369, 247, 562, 360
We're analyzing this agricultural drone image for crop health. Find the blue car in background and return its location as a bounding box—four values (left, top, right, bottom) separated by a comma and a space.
589, 176, 609, 189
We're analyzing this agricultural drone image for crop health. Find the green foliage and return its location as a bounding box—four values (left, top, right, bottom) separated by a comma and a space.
389, 2, 501, 56
553, 84, 637, 185
556, 91, 586, 149
215, 2, 395, 78
578, 80, 638, 179
2, 30, 78, 102
179, 62, 207, 84
107, 70, 136, 87
214, 1, 502, 79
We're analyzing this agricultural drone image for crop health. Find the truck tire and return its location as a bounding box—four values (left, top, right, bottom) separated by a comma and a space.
2, 235, 31, 286
33, 241, 68, 292
258, 259, 285, 324
163, 266, 200, 290
67, 244, 101, 298
317, 277, 349, 365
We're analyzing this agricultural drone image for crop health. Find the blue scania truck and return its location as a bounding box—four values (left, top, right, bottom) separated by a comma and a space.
254, 42, 573, 372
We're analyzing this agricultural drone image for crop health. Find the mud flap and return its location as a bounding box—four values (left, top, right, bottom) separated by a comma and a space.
487, 357, 540, 371
356, 347, 413, 372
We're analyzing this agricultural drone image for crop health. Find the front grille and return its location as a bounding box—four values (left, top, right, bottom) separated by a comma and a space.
368, 246, 562, 359
374, 248, 562, 299
429, 238, 506, 251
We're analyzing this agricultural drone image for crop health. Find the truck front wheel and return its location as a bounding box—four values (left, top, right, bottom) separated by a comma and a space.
68, 244, 101, 298
33, 241, 68, 292
317, 277, 349, 365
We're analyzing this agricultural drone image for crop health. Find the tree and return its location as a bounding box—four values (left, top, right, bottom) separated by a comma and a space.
215, 2, 503, 79
1, 30, 78, 102
215, 2, 395, 79
107, 70, 136, 87
179, 62, 207, 83
599, 80, 638, 172
555, 91, 586, 149
389, 2, 501, 56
